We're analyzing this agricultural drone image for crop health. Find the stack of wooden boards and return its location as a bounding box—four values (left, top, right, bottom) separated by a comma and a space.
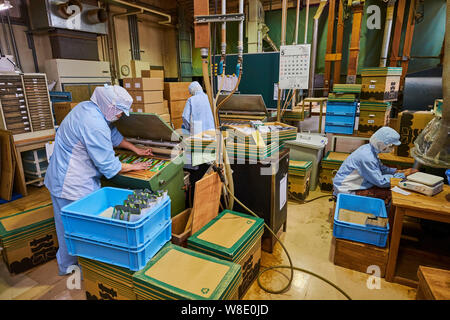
288, 160, 313, 200
163, 82, 190, 129
319, 151, 350, 192
0, 203, 58, 275
123, 77, 170, 124
0, 73, 55, 140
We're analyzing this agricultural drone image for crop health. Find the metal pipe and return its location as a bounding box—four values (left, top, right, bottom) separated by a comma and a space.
238, 0, 244, 59
309, 1, 327, 97
294, 0, 300, 44
221, 0, 227, 56
304, 0, 310, 44
0, 13, 11, 55
281, 0, 288, 46
6, 10, 21, 70
109, 0, 171, 25
379, 0, 396, 67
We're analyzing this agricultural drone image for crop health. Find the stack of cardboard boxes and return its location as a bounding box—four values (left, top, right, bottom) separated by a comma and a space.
123, 76, 171, 124
163, 82, 191, 129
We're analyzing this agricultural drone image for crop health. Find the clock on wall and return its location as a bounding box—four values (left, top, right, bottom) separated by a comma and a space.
121, 65, 130, 77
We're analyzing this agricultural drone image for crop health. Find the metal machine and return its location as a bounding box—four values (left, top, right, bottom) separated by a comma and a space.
110, 113, 186, 216
217, 94, 270, 124
44, 59, 111, 102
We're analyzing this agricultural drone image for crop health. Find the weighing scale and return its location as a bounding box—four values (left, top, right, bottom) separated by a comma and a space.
398, 172, 444, 196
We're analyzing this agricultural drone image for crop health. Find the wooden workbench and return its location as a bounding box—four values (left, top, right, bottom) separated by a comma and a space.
386, 178, 450, 287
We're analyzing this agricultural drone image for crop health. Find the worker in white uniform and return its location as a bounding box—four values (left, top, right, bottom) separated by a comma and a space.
181, 81, 216, 206
44, 84, 153, 276
333, 126, 418, 205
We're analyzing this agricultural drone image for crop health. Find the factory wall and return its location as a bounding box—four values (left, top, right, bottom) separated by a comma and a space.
192, 0, 446, 77
0, 0, 179, 81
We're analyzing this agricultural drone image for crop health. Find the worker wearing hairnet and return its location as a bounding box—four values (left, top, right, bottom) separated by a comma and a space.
333, 127, 418, 204
181, 81, 215, 136
44, 84, 154, 276
181, 81, 215, 206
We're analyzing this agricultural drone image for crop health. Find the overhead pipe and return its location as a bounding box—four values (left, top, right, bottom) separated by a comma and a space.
109, 0, 171, 25
294, 0, 300, 44
277, 0, 288, 122
309, 0, 327, 97
6, 10, 21, 70
379, 0, 396, 67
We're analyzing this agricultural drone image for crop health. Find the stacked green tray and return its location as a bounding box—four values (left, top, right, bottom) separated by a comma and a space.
288, 160, 313, 177
78, 257, 136, 299
328, 93, 357, 102
359, 101, 392, 111
132, 243, 241, 300
332, 84, 362, 93
225, 140, 281, 161
282, 110, 305, 121
187, 210, 264, 264
226, 123, 297, 145
361, 67, 402, 77
321, 151, 350, 169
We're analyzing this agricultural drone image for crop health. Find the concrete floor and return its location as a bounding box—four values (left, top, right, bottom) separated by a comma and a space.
0, 187, 416, 300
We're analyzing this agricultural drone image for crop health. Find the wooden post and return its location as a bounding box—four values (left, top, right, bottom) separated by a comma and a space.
346, 3, 364, 84
324, 0, 336, 94
389, 0, 406, 67
333, 0, 344, 86
399, 0, 417, 90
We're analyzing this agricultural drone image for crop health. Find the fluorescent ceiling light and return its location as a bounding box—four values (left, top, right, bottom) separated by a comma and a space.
0, 1, 13, 11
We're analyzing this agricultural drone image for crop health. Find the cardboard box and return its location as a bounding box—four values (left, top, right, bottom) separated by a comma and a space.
141, 69, 165, 79
79, 257, 136, 300
131, 102, 167, 114
331, 237, 389, 277
52, 102, 78, 125
0, 204, 58, 274
171, 208, 192, 248
169, 100, 187, 118
164, 82, 191, 101
130, 60, 150, 78
171, 116, 183, 129
159, 113, 171, 123
130, 90, 164, 104
123, 78, 134, 90
360, 67, 402, 101
397, 111, 434, 157
133, 78, 164, 91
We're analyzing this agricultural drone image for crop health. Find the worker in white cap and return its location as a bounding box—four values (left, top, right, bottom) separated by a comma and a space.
44, 84, 153, 276
181, 81, 216, 206
333, 127, 418, 204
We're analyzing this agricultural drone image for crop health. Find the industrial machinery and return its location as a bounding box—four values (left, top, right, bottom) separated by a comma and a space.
217, 94, 270, 124
44, 59, 111, 102
110, 113, 186, 217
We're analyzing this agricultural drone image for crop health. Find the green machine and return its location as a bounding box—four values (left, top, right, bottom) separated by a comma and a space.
108, 113, 186, 217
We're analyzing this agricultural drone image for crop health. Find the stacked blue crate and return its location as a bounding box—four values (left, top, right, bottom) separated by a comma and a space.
61, 187, 172, 271
324, 101, 358, 135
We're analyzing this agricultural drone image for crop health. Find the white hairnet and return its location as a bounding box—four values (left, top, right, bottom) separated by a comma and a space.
369, 126, 401, 153
90, 84, 133, 121
188, 81, 203, 95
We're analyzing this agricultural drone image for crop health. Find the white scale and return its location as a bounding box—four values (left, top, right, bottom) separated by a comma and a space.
398, 172, 444, 196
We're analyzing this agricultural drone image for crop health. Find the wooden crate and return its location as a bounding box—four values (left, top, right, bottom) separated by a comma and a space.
360, 67, 402, 101
331, 237, 389, 277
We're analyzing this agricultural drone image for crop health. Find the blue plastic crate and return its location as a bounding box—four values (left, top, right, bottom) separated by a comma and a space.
61, 187, 171, 248
49, 91, 72, 103
325, 114, 356, 125
446, 169, 450, 185
326, 102, 357, 115
65, 220, 171, 271
333, 193, 389, 247
325, 123, 355, 134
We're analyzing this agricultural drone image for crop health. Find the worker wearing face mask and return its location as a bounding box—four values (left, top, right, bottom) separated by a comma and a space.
333, 126, 418, 204
44, 84, 154, 276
